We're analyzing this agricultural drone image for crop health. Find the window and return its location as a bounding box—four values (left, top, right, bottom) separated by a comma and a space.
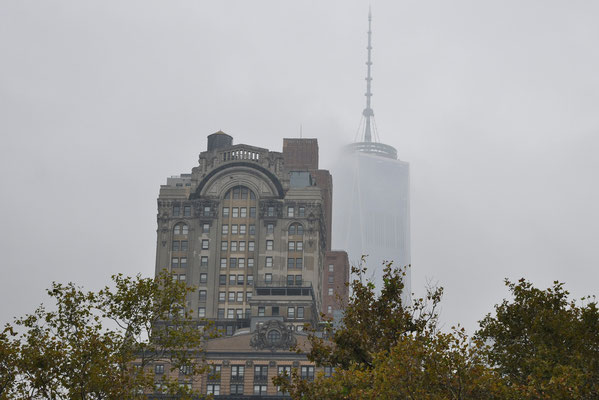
219, 275, 227, 285
239, 224, 246, 235
265, 273, 272, 283
248, 241, 255, 251
182, 225, 188, 235
248, 258, 254, 268
298, 207, 305, 217
297, 306, 304, 318
201, 256, 208, 267
200, 273, 207, 284
254, 385, 267, 395
328, 305, 332, 313
296, 241, 303, 251
173, 205, 180, 216
328, 288, 334, 296
222, 225, 229, 235
209, 365, 222, 380
222, 207, 229, 217
173, 224, 181, 235
204, 206, 211, 215
296, 258, 303, 268
181, 240, 188, 251
184, 206, 191, 216
266, 240, 273, 250
180, 365, 193, 375
238, 258, 245, 268
180, 257, 187, 268
207, 384, 220, 395
267, 223, 274, 234
297, 225, 304, 235
219, 291, 226, 302
288, 242, 295, 251
247, 275, 254, 286
229, 258, 237, 268
287, 275, 294, 286
236, 291, 243, 302
171, 258, 179, 268
287, 258, 294, 268
237, 275, 244, 285
267, 206, 275, 217
230, 384, 244, 394
198, 307, 206, 318
199, 290, 207, 301
155, 364, 164, 374
287, 307, 295, 319
265, 257, 273, 268
288, 225, 296, 235
246, 291, 252, 301
227, 309, 234, 319
232, 207, 239, 218
329, 276, 334, 283
278, 366, 291, 376
254, 365, 268, 380
295, 275, 302, 286
172, 241, 180, 251
329, 264, 334, 272
272, 306, 279, 316
250, 207, 256, 217
178, 274, 186, 282
258, 306, 265, 317
301, 366, 314, 381
231, 365, 245, 379
232, 187, 240, 199
229, 275, 236, 285
228, 292, 235, 302
239, 241, 246, 251
221, 241, 228, 251
287, 206, 294, 217
217, 309, 225, 319
324, 366, 335, 377
231, 241, 238, 252
231, 224, 238, 235
249, 224, 256, 235
220, 258, 227, 268
202, 240, 209, 250
202, 223, 210, 233
236, 308, 243, 319
240, 207, 247, 218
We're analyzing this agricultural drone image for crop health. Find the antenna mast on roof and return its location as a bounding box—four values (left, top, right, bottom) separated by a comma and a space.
363, 7, 374, 143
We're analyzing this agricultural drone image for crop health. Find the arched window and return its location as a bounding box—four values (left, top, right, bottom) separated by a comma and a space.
288, 223, 304, 236
267, 329, 281, 344
174, 223, 188, 236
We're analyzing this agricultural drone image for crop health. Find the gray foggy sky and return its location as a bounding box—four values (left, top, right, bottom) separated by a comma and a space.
1, 0, 598, 333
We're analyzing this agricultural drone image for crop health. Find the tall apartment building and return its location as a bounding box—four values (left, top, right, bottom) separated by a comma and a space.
152, 132, 349, 397
332, 10, 411, 296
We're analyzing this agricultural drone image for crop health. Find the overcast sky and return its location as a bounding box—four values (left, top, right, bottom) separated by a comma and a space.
1, 0, 598, 333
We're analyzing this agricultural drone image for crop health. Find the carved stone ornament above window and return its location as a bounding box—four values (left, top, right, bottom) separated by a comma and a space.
250, 320, 297, 351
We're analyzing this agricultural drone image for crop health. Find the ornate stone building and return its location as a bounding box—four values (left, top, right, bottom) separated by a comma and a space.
152, 132, 349, 397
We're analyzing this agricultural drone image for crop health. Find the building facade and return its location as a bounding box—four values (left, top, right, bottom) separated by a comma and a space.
152, 132, 348, 397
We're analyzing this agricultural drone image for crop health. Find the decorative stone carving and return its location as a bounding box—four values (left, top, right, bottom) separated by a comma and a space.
250, 320, 297, 351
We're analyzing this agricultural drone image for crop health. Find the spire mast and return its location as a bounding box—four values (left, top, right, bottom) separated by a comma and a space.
363, 8, 374, 142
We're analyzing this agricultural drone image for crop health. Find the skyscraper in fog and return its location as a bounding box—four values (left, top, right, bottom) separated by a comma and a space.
332, 10, 411, 294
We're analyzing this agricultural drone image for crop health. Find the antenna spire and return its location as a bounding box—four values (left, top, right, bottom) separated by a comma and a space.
362, 7, 374, 142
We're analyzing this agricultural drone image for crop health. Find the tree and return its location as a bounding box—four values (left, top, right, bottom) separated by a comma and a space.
276, 262, 509, 399
2, 271, 213, 400
476, 279, 599, 399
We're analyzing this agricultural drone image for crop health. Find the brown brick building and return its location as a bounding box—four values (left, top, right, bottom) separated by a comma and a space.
149, 132, 349, 397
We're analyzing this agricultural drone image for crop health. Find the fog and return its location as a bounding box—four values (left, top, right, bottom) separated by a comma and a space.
1, 0, 598, 333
